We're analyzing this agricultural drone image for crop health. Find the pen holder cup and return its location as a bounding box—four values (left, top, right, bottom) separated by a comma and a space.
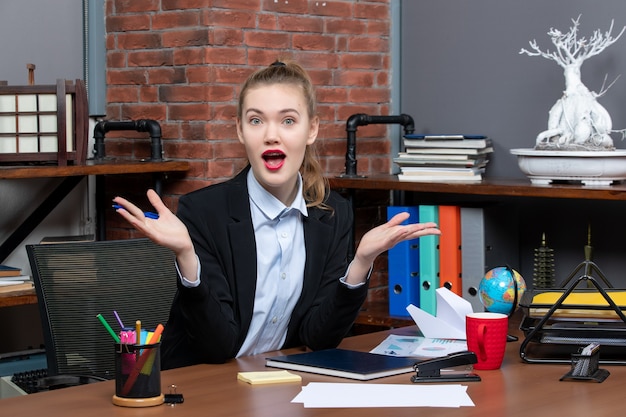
112, 343, 164, 407
560, 349, 610, 383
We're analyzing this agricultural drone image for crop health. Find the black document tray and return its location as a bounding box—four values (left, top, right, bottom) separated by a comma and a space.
519, 275, 626, 364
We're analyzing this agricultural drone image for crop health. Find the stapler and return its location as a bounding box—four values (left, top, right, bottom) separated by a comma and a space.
411, 351, 481, 383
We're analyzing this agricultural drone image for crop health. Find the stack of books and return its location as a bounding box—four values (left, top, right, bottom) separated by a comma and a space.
0, 265, 34, 293
394, 134, 493, 182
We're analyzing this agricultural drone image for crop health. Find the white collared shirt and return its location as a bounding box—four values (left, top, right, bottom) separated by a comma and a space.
236, 170, 307, 356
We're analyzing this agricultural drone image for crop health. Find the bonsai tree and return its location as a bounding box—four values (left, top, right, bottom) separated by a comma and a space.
520, 16, 626, 150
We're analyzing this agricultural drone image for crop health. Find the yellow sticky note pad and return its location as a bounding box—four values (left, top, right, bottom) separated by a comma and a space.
237, 370, 302, 385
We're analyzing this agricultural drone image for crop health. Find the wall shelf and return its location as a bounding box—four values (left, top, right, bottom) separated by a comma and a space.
328, 175, 626, 201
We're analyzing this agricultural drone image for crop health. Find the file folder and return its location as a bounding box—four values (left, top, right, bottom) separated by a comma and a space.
387, 206, 420, 317
460, 207, 485, 312
438, 205, 462, 296
418, 205, 440, 315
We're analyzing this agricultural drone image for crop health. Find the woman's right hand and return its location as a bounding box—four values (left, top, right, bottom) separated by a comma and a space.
113, 189, 196, 266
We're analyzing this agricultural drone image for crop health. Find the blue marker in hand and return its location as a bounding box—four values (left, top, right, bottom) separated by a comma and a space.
113, 204, 159, 219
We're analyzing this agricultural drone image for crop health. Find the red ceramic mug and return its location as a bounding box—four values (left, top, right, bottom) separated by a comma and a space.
466, 312, 508, 370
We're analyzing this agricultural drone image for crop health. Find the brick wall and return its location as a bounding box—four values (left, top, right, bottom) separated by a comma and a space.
103, 0, 393, 306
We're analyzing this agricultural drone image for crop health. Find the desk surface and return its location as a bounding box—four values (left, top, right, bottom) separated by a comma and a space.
1, 322, 624, 416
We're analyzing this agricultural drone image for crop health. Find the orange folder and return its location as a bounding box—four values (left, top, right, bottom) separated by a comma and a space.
438, 205, 462, 296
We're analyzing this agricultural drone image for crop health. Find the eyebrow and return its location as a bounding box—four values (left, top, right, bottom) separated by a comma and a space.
245, 107, 301, 116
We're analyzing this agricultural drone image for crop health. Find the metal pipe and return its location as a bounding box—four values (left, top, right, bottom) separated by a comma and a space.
342, 113, 415, 177
93, 119, 163, 161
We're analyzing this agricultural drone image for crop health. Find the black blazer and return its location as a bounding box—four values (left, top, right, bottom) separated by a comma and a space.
161, 167, 368, 369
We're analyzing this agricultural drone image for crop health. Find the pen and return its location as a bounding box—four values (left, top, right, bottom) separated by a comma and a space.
135, 320, 142, 346
112, 204, 159, 220
96, 314, 121, 343
113, 310, 125, 329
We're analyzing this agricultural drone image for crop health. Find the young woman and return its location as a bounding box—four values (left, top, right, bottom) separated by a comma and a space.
113, 61, 440, 369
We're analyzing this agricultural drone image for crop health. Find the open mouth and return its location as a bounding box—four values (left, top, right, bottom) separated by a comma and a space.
262, 150, 286, 170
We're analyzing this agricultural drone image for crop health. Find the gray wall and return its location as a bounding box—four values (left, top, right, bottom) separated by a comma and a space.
0, 0, 87, 356
0, 0, 83, 84
400, 0, 626, 179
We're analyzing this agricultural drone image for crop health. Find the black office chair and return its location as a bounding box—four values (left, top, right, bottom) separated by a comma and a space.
26, 238, 177, 385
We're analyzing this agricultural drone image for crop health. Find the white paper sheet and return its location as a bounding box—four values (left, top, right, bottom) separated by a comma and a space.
291, 382, 474, 408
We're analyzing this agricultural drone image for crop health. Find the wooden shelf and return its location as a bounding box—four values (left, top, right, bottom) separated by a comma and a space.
0, 288, 37, 308
0, 159, 189, 179
329, 175, 626, 201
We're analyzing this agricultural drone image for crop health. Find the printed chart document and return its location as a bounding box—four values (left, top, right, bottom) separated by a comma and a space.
291, 382, 474, 408
371, 334, 468, 359
370, 288, 472, 358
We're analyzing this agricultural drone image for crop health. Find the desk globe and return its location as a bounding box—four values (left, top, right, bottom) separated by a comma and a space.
478, 266, 527, 314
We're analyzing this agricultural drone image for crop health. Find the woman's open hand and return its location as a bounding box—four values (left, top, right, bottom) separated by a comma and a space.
346, 212, 440, 285
112, 189, 194, 256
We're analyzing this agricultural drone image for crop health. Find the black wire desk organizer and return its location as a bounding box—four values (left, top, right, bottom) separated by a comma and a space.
518, 253, 626, 365
559, 343, 610, 382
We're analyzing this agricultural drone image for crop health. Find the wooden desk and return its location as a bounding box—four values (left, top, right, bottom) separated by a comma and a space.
0, 159, 189, 263
1, 322, 624, 416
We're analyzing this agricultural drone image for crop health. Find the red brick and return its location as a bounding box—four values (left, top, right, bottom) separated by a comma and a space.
354, 2, 389, 20
147, 68, 187, 84
107, 86, 139, 103
244, 31, 290, 48
205, 47, 248, 65
208, 123, 239, 141
162, 0, 211, 11
309, 1, 352, 17
213, 28, 244, 46
348, 88, 390, 104
212, 0, 261, 11
348, 37, 388, 53
107, 52, 126, 68
207, 159, 236, 178
367, 20, 390, 36
180, 122, 208, 140
337, 70, 375, 87
114, 0, 159, 14
186, 66, 214, 83
212, 140, 247, 158
317, 87, 348, 104
211, 104, 238, 121
121, 104, 167, 120
340, 53, 384, 70
262, 0, 308, 14
292, 34, 335, 51
128, 50, 175, 67
107, 15, 151, 32
174, 48, 206, 65
117, 33, 162, 50
166, 140, 214, 159
169, 103, 212, 121
277, 15, 324, 33
160, 85, 210, 102
214, 66, 250, 84
205, 10, 256, 28
152, 11, 201, 29
107, 69, 148, 85
258, 14, 277, 30
162, 29, 210, 47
